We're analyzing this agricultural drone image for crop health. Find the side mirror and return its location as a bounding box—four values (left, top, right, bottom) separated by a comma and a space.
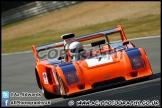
123, 41, 129, 49
123, 41, 129, 45
91, 39, 105, 55
58, 56, 64, 60
91, 39, 105, 47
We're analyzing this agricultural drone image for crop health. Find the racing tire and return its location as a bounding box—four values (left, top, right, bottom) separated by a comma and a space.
41, 83, 55, 100
143, 76, 150, 81
57, 76, 67, 98
138, 76, 150, 82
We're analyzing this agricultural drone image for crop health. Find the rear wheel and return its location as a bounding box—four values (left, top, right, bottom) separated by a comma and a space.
143, 76, 150, 81
137, 76, 150, 82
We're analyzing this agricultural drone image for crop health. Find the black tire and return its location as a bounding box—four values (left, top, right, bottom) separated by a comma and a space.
138, 76, 150, 82
143, 76, 150, 81
57, 76, 67, 98
41, 83, 54, 100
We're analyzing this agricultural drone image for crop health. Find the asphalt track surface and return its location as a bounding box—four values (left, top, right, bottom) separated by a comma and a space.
2, 36, 161, 107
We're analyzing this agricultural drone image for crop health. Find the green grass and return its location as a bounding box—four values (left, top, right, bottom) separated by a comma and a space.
2, 14, 160, 53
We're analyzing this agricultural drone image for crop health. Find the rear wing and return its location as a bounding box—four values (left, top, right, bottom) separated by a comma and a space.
32, 25, 127, 62
75, 25, 127, 42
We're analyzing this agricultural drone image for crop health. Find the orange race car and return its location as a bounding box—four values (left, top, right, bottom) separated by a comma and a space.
32, 25, 153, 99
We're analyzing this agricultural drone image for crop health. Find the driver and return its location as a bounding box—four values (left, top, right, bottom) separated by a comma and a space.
69, 41, 86, 62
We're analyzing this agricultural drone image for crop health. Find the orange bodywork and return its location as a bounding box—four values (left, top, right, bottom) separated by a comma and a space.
32, 25, 153, 98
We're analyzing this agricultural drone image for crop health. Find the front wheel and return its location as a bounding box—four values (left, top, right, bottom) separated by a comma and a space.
41, 83, 54, 100
57, 76, 67, 98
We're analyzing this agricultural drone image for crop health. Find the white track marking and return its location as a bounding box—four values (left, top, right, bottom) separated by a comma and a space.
2, 35, 160, 56
127, 35, 160, 41
2, 50, 32, 56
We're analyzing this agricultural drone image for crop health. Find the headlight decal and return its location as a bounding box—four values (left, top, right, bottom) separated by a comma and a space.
59, 63, 80, 86
64, 72, 80, 86
125, 48, 145, 70
130, 56, 145, 70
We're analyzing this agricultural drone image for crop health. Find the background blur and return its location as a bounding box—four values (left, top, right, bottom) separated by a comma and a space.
1, 1, 160, 53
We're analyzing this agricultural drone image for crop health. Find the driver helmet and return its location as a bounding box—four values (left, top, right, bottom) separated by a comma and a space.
69, 41, 85, 56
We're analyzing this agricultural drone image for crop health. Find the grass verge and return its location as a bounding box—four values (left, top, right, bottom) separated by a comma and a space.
2, 14, 160, 53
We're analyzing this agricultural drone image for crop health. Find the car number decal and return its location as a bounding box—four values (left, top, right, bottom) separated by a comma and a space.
85, 54, 113, 67
42, 72, 49, 84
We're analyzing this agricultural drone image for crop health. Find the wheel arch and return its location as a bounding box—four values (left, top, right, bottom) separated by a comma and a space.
35, 68, 41, 89
55, 66, 69, 96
